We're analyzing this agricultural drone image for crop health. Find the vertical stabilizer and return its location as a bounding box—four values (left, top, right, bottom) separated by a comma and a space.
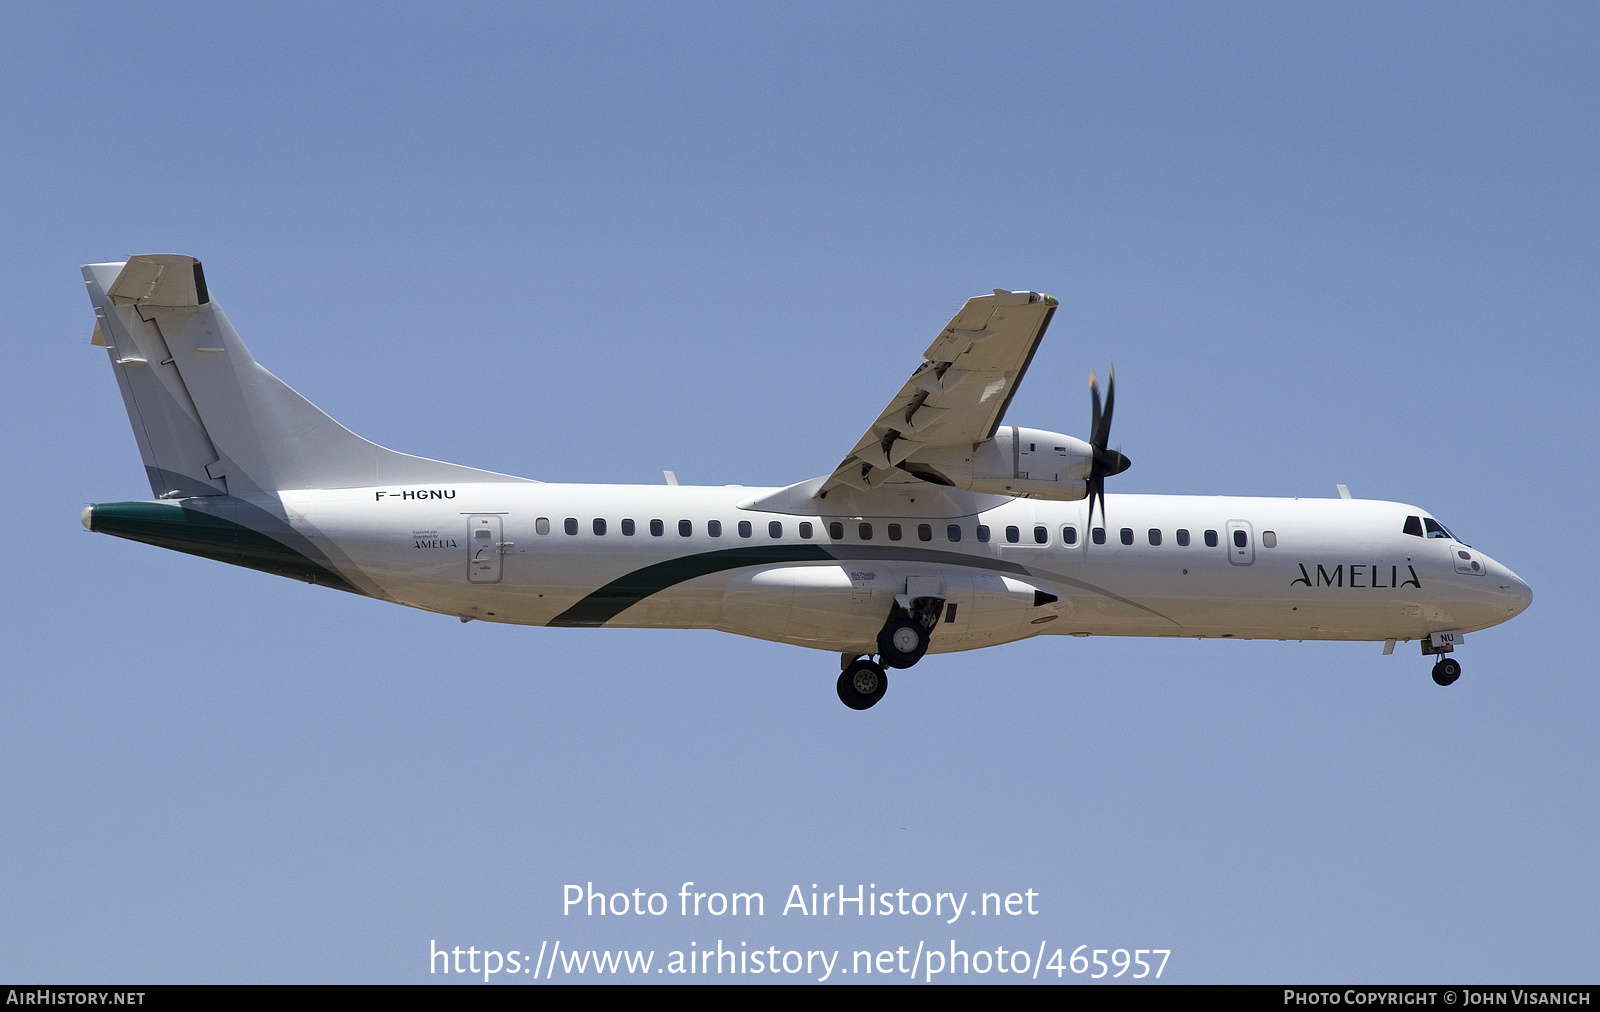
84, 259, 228, 498
84, 256, 533, 495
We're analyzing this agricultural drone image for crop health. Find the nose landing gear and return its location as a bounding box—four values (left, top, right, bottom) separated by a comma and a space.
1422, 631, 1464, 686
1431, 657, 1462, 686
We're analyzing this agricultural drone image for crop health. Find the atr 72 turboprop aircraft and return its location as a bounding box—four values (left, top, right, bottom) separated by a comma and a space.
80, 255, 1531, 709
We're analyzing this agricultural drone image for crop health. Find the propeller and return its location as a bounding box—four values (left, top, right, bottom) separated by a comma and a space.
1086, 366, 1132, 531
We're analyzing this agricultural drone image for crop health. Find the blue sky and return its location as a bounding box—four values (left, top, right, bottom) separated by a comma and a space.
2, 2, 1596, 983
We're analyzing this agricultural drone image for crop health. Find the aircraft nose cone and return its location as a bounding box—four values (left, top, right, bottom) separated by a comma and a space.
1482, 555, 1533, 619
1503, 571, 1533, 616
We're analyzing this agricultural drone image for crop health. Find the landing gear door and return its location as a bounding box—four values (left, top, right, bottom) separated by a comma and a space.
1226, 520, 1255, 566
468, 515, 504, 584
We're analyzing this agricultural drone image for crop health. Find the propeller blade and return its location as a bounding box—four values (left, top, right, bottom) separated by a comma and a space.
1089, 372, 1102, 446
1086, 365, 1125, 532
1099, 366, 1115, 446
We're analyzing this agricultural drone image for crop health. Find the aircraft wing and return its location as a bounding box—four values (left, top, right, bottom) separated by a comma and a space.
820, 290, 1058, 493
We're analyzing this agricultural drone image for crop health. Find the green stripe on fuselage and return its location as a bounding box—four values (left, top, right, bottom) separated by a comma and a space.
87, 501, 363, 595
545, 543, 1045, 628
548, 544, 834, 627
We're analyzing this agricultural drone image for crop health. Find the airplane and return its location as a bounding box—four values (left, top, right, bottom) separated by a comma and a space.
78, 255, 1532, 709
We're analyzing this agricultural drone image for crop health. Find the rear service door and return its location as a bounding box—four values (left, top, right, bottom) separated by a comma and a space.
468, 515, 505, 583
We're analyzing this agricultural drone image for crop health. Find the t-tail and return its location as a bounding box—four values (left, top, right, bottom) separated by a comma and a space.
80, 254, 530, 592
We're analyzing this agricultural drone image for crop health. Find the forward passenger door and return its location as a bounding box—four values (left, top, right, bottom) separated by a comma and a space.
1226, 520, 1255, 566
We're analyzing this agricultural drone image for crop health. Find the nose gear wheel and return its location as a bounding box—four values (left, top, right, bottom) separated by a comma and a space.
1431, 658, 1461, 686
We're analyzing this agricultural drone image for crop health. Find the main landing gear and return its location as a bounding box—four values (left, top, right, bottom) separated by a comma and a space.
837, 657, 888, 710
877, 617, 930, 669
837, 596, 945, 710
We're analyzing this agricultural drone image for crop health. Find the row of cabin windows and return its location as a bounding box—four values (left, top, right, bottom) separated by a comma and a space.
538, 517, 806, 539
1071, 527, 1276, 549
532, 517, 1277, 549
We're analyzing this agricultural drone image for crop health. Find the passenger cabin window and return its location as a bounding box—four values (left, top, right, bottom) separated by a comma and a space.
1233, 529, 1248, 548
1034, 525, 1048, 545
1176, 529, 1190, 546
1092, 527, 1106, 545
592, 518, 606, 536
1262, 530, 1277, 548
536, 517, 550, 535
977, 525, 991, 543
769, 521, 782, 538
678, 520, 692, 537
621, 519, 635, 536
1005, 525, 1020, 544
1120, 528, 1134, 545
1062, 526, 1078, 545
708, 520, 722, 537
649, 519, 664, 537
1204, 529, 1219, 548
1424, 518, 1455, 540
947, 525, 962, 542
888, 523, 902, 542
1403, 516, 1425, 537
858, 523, 873, 540
799, 522, 813, 539
829, 522, 844, 540
918, 524, 932, 542
564, 518, 578, 536
738, 520, 752, 538
1148, 528, 1162, 546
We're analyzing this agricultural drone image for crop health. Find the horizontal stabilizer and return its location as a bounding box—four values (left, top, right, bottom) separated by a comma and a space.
107, 254, 209, 310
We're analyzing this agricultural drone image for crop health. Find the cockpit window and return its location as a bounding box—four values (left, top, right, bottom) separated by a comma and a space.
1403, 516, 1424, 537
1423, 518, 1455, 540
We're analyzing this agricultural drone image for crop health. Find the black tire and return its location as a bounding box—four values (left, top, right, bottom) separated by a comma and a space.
837, 660, 888, 710
1432, 658, 1461, 686
877, 618, 929, 669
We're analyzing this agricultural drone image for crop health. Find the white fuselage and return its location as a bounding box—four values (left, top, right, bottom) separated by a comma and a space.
268, 483, 1532, 657
77, 260, 1533, 696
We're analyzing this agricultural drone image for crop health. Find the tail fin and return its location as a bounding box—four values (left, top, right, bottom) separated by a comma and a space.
84, 255, 532, 497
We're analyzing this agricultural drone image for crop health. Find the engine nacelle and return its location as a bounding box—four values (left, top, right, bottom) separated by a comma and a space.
910, 426, 1092, 500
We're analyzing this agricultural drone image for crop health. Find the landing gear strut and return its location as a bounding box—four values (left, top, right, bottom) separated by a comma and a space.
838, 657, 888, 710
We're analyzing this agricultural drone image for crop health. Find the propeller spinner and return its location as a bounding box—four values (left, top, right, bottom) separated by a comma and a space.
1087, 367, 1131, 530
